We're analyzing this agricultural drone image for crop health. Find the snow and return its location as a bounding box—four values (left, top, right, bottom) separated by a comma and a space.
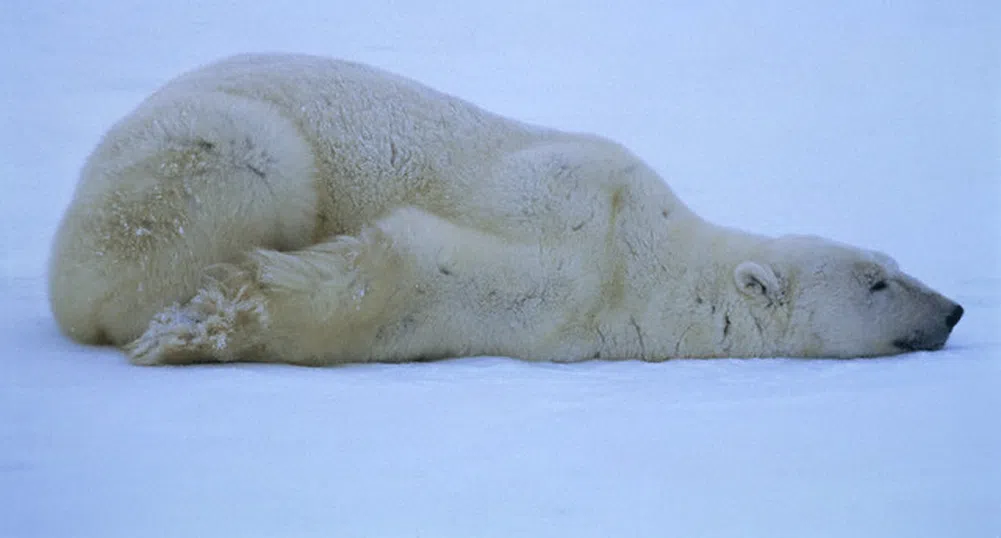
2, 0, 999, 536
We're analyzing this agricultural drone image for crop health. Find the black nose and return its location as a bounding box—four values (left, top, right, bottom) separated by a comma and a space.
945, 304, 964, 329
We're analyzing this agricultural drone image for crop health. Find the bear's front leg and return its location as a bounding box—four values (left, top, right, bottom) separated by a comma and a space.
125, 225, 406, 366
126, 206, 595, 366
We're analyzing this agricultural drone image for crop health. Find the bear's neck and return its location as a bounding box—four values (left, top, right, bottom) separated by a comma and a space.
622, 215, 779, 359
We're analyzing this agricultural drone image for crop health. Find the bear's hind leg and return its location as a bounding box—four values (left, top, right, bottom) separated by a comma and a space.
49, 93, 318, 346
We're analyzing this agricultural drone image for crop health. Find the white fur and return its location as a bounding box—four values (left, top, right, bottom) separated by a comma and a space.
49, 54, 963, 365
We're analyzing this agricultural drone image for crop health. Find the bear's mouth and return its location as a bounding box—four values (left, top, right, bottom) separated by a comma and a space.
892, 333, 946, 353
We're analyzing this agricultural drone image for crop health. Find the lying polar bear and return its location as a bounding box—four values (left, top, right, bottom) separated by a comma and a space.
49, 53, 964, 365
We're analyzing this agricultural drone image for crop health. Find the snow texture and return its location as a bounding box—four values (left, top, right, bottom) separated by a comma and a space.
2, 1, 999, 536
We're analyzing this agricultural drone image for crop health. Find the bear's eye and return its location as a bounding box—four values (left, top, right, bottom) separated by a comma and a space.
870, 280, 888, 292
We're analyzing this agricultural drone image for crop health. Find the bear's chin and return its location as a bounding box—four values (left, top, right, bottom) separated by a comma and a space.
892, 334, 948, 353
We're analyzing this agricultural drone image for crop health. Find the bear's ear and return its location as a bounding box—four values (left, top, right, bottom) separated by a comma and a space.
734, 261, 781, 301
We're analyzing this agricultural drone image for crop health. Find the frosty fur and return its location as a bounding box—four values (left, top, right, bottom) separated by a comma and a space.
49, 54, 963, 365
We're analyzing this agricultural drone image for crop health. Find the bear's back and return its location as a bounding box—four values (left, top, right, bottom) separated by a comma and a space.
155, 54, 545, 172
141, 54, 558, 234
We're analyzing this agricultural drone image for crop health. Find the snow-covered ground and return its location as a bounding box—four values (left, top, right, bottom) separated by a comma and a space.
3, 1, 999, 536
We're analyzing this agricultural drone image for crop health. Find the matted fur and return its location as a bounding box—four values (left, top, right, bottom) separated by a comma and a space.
49, 54, 963, 365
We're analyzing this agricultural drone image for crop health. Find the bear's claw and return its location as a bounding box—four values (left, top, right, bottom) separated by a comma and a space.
125, 282, 268, 365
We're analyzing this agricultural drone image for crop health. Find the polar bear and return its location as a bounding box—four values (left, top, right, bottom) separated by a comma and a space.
49, 53, 964, 365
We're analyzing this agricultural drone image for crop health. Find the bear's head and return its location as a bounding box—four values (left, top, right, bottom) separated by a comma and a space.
733, 235, 963, 358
